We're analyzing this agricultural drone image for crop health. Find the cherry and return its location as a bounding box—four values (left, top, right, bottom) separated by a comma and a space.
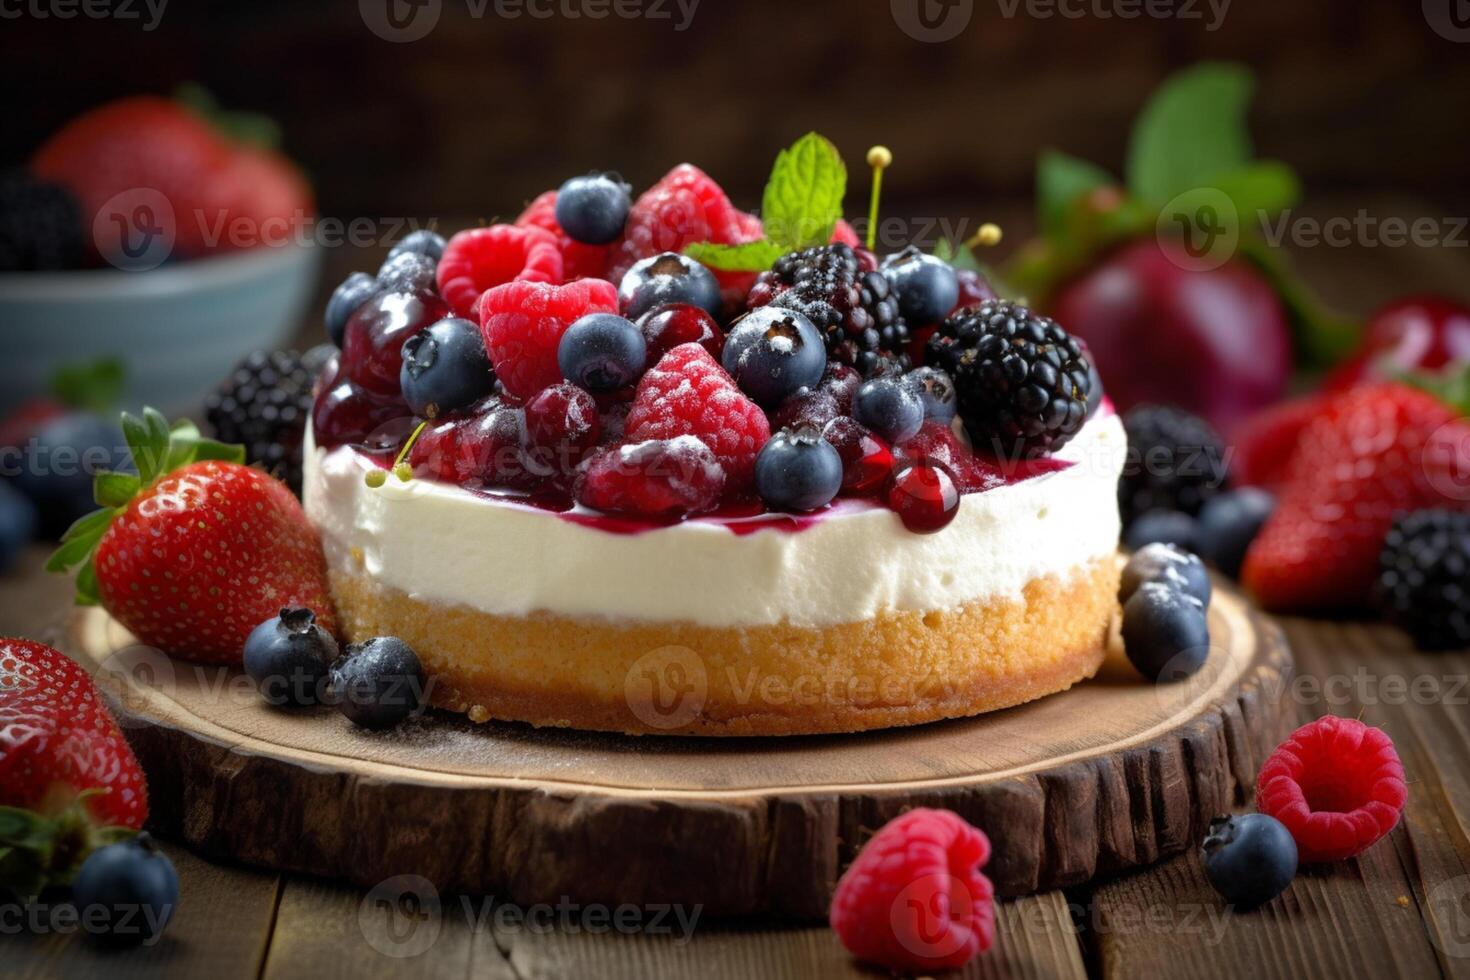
887, 463, 960, 533
312, 380, 410, 451
524, 383, 602, 479
636, 303, 724, 360
341, 290, 450, 398
822, 416, 894, 497
1324, 295, 1470, 391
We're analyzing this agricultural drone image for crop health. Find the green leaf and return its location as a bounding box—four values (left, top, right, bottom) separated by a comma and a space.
685, 239, 787, 272
1127, 63, 1254, 204
761, 132, 846, 249
121, 408, 170, 484
1237, 238, 1360, 367
176, 82, 282, 150
1400, 364, 1470, 416
50, 359, 126, 414
74, 559, 100, 606
1208, 161, 1300, 218
933, 237, 982, 273
1038, 151, 1115, 238
47, 507, 114, 575
94, 471, 141, 509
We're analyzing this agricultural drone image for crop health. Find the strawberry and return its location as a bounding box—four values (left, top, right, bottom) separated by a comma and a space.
0, 638, 146, 898
48, 409, 336, 664
1231, 395, 1323, 491
1242, 383, 1470, 611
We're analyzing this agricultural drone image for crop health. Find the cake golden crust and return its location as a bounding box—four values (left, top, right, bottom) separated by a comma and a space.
328, 556, 1120, 736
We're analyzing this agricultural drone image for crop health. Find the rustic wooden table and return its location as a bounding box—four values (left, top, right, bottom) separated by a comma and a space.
8, 208, 1470, 978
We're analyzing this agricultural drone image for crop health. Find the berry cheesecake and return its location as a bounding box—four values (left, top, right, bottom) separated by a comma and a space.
303, 141, 1126, 736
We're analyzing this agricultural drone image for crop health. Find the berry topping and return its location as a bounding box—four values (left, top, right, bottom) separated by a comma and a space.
1119, 405, 1229, 528
748, 242, 911, 378
754, 427, 843, 513
1256, 716, 1407, 863
625, 343, 771, 490
887, 463, 960, 533
524, 382, 601, 479
854, 376, 925, 445
617, 251, 722, 321
436, 224, 564, 319
608, 163, 747, 284
829, 808, 995, 973
1375, 510, 1470, 650
880, 246, 959, 324
516, 190, 614, 281
479, 278, 619, 399
721, 306, 827, 409
555, 173, 632, 245
341, 289, 451, 398
894, 422, 1005, 494
331, 636, 426, 730
823, 417, 894, 496
407, 401, 527, 488
1196, 488, 1275, 579
376, 249, 439, 295
636, 303, 724, 361
205, 349, 317, 495
1120, 542, 1212, 607
1201, 814, 1297, 909
904, 366, 957, 423
927, 299, 1093, 458
386, 228, 447, 262
325, 272, 379, 349
1121, 581, 1209, 681
557, 312, 647, 392
576, 436, 726, 519
243, 607, 339, 707
399, 317, 496, 419
1124, 509, 1199, 552
71, 835, 179, 946
312, 378, 408, 450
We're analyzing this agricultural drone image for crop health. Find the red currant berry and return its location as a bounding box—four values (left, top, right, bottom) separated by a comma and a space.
887, 463, 960, 533
524, 382, 602, 478
312, 380, 410, 450
823, 416, 893, 497
341, 290, 450, 398
636, 303, 724, 361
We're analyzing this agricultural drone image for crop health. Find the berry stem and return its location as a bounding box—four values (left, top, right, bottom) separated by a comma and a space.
363, 420, 428, 488
865, 146, 892, 252
964, 222, 1003, 249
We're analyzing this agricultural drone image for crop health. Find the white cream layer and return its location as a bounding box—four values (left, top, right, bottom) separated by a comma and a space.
303, 413, 1125, 629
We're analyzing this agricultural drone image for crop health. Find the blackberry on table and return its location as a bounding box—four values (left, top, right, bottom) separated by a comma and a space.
0, 170, 85, 271
1375, 510, 1470, 650
747, 243, 910, 378
925, 299, 1092, 458
1118, 404, 1228, 527
205, 350, 317, 495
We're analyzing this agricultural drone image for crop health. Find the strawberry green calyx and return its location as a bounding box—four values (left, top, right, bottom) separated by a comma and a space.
0, 792, 136, 900
46, 407, 245, 605
1401, 364, 1470, 417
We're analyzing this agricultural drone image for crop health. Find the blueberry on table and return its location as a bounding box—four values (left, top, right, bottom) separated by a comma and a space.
70, 833, 180, 946
558, 313, 647, 392
11, 412, 128, 537
1202, 813, 1298, 909
880, 246, 959, 324
1196, 488, 1276, 579
1121, 581, 1210, 681
244, 607, 339, 707
854, 377, 924, 444
722, 306, 827, 408
387, 228, 447, 263
555, 173, 632, 245
618, 251, 722, 321
400, 317, 496, 418
755, 428, 844, 513
326, 272, 380, 349
331, 636, 427, 730
1121, 541, 1211, 607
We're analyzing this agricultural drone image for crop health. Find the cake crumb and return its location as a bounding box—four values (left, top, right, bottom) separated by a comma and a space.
1396, 895, 1411, 908
468, 704, 491, 723
350, 547, 365, 568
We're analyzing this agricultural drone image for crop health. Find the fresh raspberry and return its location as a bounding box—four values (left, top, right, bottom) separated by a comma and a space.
830, 218, 861, 247
575, 436, 726, 518
516, 190, 613, 281
479, 278, 619, 399
625, 343, 771, 489
607, 164, 747, 285
829, 808, 995, 973
437, 224, 564, 318
1256, 716, 1407, 863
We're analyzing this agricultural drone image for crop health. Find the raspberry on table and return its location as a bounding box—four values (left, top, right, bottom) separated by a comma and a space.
575, 436, 726, 518
624, 343, 771, 490
1256, 716, 1407, 863
436, 224, 565, 318
829, 808, 995, 973
479, 278, 619, 400
516, 190, 614, 281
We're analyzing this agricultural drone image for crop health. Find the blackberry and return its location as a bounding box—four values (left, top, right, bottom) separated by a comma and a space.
1117, 405, 1228, 526
0, 170, 85, 271
205, 350, 316, 495
925, 300, 1092, 458
1375, 510, 1470, 650
747, 243, 910, 378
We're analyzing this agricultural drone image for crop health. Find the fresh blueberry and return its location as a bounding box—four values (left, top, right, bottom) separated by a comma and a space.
558, 313, 647, 392
10, 413, 128, 537
400, 317, 496, 418
1121, 542, 1211, 607
618, 252, 722, 321
880, 246, 959, 324
326, 272, 379, 348
331, 636, 426, 729
755, 428, 844, 513
377, 250, 438, 294
1121, 581, 1210, 681
1124, 509, 1199, 552
71, 833, 180, 946
903, 367, 957, 423
387, 228, 447, 263
853, 377, 924, 444
243, 607, 339, 708
1202, 813, 1298, 909
0, 480, 38, 575
1197, 488, 1276, 578
721, 306, 826, 408
555, 173, 632, 245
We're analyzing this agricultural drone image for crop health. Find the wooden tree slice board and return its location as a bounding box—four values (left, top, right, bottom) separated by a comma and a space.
66, 581, 1291, 921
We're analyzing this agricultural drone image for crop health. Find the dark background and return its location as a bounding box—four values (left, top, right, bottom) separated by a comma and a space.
4, 0, 1468, 322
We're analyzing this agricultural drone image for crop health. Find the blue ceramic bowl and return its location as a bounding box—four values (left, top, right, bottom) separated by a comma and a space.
0, 242, 321, 416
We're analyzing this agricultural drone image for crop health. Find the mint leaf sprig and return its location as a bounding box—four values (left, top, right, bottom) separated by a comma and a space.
46, 408, 244, 605
685, 132, 847, 272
